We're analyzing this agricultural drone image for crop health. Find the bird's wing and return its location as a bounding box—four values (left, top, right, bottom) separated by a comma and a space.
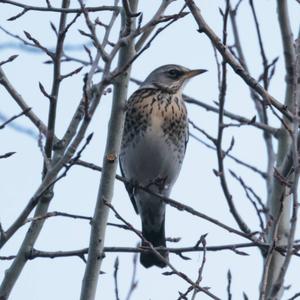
119, 155, 139, 214
119, 88, 158, 214
184, 122, 189, 154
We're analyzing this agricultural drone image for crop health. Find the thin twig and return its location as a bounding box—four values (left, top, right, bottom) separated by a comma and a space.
0, 54, 18, 66
106, 201, 221, 300
226, 270, 232, 300
0, 66, 53, 140
268, 37, 300, 300
190, 133, 267, 179
0, 108, 31, 129
229, 169, 267, 235
113, 257, 120, 300
287, 292, 300, 300
191, 236, 207, 300
0, 152, 16, 159
125, 253, 138, 300
185, 0, 294, 121
74, 159, 255, 241
215, 0, 251, 234
0, 1, 119, 14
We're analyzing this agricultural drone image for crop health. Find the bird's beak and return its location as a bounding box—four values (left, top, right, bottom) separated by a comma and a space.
184, 69, 208, 79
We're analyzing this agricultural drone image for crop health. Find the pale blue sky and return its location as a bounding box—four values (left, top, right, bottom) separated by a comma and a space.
0, 1, 300, 299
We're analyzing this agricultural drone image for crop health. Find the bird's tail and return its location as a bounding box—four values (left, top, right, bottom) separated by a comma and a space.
140, 221, 169, 268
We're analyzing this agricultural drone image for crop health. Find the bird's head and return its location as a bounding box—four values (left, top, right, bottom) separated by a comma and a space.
141, 64, 207, 93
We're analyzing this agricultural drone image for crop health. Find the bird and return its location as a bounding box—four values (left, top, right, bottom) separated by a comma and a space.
119, 64, 207, 268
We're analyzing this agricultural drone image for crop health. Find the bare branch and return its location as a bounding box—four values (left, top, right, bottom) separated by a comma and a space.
0, 107, 31, 130
23, 31, 55, 59
135, 0, 175, 51
79, 2, 138, 299
229, 169, 266, 235
248, 0, 269, 89
38, 82, 53, 101
185, 0, 294, 121
0, 67, 53, 140
226, 270, 232, 300
0, 1, 120, 14
268, 36, 300, 300
191, 236, 207, 300
0, 241, 271, 262
113, 257, 120, 300
263, 1, 297, 298
0, 152, 16, 159
106, 201, 221, 300
44, 2, 76, 168
74, 159, 258, 242
189, 119, 216, 144
0, 54, 18, 66
191, 133, 267, 178
287, 292, 300, 300
109, 9, 189, 81
125, 253, 138, 300
214, 1, 251, 234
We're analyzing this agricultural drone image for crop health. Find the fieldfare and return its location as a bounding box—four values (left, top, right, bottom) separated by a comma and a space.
119, 64, 207, 268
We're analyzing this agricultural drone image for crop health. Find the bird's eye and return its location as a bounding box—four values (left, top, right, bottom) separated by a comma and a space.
168, 69, 182, 78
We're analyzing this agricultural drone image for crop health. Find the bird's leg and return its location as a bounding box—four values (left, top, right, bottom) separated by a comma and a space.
145, 176, 168, 193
